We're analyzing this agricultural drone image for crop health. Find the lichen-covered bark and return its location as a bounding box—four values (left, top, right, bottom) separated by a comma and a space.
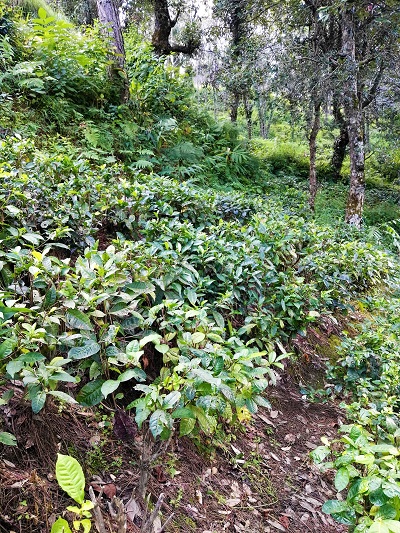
309, 100, 321, 212
97, 0, 125, 69
341, 7, 365, 228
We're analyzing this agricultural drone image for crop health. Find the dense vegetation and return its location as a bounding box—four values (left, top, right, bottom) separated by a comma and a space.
1, 1, 400, 532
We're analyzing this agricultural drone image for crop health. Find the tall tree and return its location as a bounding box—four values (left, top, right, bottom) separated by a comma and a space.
96, 0, 125, 68
340, 5, 365, 226
96, 0, 129, 102
151, 0, 200, 55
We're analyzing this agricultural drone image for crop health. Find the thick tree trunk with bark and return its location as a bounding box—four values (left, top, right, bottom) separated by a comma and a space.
152, 0, 199, 55
331, 122, 349, 181
309, 99, 321, 212
97, 0, 125, 69
341, 8, 365, 227
97, 0, 129, 102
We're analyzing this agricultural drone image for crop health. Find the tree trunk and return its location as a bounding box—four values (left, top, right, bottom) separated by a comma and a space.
243, 95, 253, 139
331, 121, 349, 181
97, 0, 125, 69
97, 0, 128, 102
309, 99, 321, 212
230, 92, 240, 123
152, 0, 173, 55
257, 96, 267, 138
341, 8, 365, 228
152, 0, 199, 55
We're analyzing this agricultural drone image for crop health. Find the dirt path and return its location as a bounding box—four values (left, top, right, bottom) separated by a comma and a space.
0, 377, 346, 533
137, 379, 347, 533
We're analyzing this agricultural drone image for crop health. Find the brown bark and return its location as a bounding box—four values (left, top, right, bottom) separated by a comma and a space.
309, 99, 321, 212
341, 8, 365, 228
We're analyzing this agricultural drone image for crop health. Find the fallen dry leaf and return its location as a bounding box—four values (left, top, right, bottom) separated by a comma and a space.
225, 498, 241, 507
102, 483, 117, 499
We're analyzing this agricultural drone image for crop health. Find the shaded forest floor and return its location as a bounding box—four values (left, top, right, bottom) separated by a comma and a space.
0, 338, 347, 533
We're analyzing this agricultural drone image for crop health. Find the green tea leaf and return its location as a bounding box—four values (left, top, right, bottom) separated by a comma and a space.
0, 431, 17, 446
55, 454, 85, 504
179, 417, 196, 437
65, 309, 93, 331
101, 380, 120, 398
69, 341, 100, 360
51, 517, 72, 533
322, 500, 348, 515
76, 379, 105, 406
31, 390, 47, 413
335, 467, 350, 492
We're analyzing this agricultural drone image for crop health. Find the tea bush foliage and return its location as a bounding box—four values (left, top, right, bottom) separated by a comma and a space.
2, 6, 400, 530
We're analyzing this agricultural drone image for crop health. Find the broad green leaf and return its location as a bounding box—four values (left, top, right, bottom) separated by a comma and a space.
385, 521, 400, 533
186, 289, 197, 305
38, 7, 47, 19
18, 352, 45, 363
48, 391, 77, 405
149, 409, 168, 438
6, 359, 25, 378
51, 517, 72, 533
171, 407, 196, 419
355, 454, 375, 465
0, 338, 16, 359
213, 357, 224, 374
65, 309, 93, 331
383, 483, 400, 499
335, 467, 350, 492
135, 405, 151, 428
212, 311, 225, 329
76, 379, 105, 406
78, 518, 91, 533
322, 500, 348, 515
245, 398, 258, 414
376, 505, 397, 520
155, 343, 169, 354
191, 332, 205, 344
118, 368, 146, 382
368, 521, 391, 533
69, 341, 100, 360
21, 232, 43, 245
0, 431, 17, 446
101, 380, 120, 398
179, 417, 196, 437
31, 390, 47, 413
190, 368, 221, 386
370, 489, 388, 506
370, 445, 399, 456
139, 333, 162, 347
43, 285, 57, 309
254, 395, 272, 408
163, 391, 181, 409
55, 454, 85, 504
126, 281, 155, 294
